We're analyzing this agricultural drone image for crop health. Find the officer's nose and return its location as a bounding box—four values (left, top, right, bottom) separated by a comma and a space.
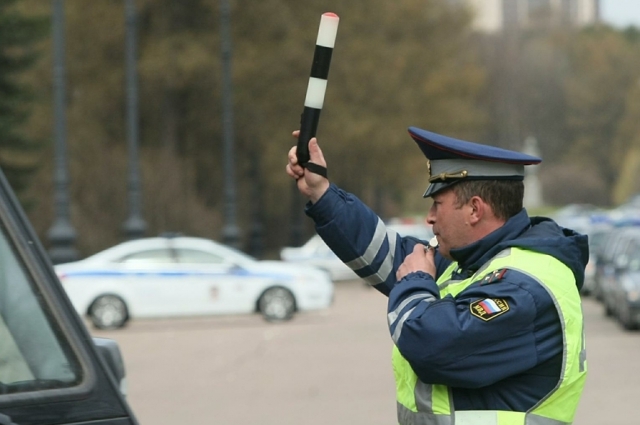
426, 204, 436, 226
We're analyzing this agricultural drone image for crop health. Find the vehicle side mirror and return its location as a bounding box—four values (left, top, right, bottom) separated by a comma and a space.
93, 337, 127, 397
228, 263, 244, 272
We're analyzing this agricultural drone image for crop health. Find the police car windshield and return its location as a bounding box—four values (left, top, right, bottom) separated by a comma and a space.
0, 222, 81, 394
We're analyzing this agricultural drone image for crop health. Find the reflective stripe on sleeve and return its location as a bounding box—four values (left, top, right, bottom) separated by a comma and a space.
342, 219, 400, 285
391, 308, 415, 344
390, 296, 436, 344
345, 218, 387, 270
363, 227, 398, 284
388, 293, 436, 327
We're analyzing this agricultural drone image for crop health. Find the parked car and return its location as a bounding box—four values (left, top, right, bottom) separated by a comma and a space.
593, 227, 634, 302
607, 236, 640, 330
0, 169, 136, 424
597, 228, 640, 316
581, 223, 612, 295
55, 236, 334, 329
280, 220, 434, 281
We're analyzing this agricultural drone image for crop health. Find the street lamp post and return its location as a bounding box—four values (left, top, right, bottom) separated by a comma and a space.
123, 0, 147, 239
48, 0, 78, 264
248, 150, 263, 257
219, 0, 240, 249
289, 183, 303, 247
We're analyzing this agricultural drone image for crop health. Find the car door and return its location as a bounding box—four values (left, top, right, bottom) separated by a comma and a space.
596, 230, 625, 299
172, 247, 254, 315
612, 238, 640, 307
115, 247, 210, 317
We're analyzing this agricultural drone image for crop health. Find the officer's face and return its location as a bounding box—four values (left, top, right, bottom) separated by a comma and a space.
426, 188, 473, 260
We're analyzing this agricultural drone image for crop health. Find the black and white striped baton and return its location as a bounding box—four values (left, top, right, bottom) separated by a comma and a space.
297, 12, 340, 178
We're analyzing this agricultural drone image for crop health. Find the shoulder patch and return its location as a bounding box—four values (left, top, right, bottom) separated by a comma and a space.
470, 298, 510, 321
481, 268, 508, 285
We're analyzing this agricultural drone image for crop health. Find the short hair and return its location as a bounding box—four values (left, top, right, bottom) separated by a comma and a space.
451, 180, 524, 221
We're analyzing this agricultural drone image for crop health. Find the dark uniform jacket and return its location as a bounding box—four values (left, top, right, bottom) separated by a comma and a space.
306, 184, 589, 412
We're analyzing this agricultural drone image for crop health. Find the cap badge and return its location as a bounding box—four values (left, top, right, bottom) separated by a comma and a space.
428, 169, 468, 183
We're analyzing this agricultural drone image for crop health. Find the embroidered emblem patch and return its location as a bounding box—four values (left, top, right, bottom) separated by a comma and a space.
470, 298, 510, 321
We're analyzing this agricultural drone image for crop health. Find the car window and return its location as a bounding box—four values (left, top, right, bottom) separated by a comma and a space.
598, 233, 616, 260
175, 248, 224, 264
589, 230, 608, 255
0, 222, 82, 394
118, 248, 175, 264
614, 236, 634, 258
605, 232, 628, 262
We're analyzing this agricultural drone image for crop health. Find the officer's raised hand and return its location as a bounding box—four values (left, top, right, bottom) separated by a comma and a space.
396, 244, 436, 282
286, 130, 330, 203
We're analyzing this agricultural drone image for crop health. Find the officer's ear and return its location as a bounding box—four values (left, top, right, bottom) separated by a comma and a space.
467, 196, 485, 225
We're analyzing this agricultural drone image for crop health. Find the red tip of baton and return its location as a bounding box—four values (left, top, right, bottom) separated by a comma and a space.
323, 12, 339, 18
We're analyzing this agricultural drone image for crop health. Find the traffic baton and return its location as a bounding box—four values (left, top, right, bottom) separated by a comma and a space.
296, 12, 339, 177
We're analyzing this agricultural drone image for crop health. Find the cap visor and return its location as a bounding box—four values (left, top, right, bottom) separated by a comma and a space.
423, 182, 453, 198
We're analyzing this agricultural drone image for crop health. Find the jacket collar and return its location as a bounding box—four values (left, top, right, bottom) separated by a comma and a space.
449, 209, 531, 272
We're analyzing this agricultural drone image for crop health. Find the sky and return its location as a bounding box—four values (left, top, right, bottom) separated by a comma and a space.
600, 1, 640, 28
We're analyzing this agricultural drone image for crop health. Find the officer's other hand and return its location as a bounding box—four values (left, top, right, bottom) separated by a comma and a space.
286, 130, 330, 203
396, 244, 436, 282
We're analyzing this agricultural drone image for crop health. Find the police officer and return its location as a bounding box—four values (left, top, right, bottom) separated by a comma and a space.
286, 126, 589, 425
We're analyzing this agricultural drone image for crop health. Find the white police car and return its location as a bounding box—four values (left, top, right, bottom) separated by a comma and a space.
55, 236, 334, 329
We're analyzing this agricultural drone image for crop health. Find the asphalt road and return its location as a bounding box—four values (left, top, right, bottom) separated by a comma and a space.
93, 282, 640, 425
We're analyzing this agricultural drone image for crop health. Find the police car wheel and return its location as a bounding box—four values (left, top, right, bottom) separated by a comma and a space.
89, 295, 129, 330
258, 287, 295, 322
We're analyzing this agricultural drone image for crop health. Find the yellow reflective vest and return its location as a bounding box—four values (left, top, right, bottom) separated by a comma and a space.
392, 247, 587, 425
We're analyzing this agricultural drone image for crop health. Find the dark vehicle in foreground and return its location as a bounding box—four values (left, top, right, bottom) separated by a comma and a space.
0, 169, 137, 424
